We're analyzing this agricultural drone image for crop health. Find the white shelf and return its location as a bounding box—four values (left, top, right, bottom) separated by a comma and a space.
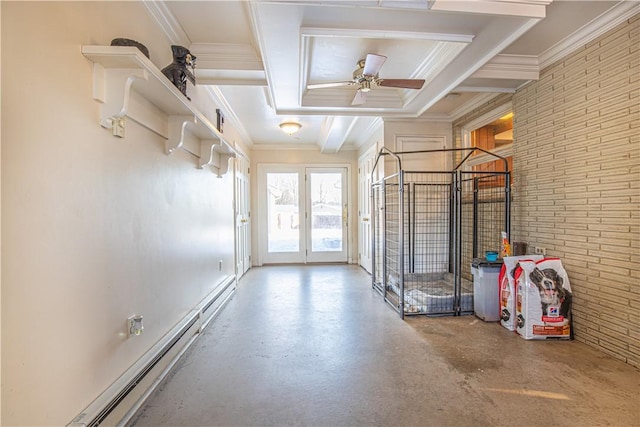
82, 45, 237, 176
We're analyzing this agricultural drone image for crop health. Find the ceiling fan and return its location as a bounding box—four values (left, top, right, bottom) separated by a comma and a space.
306, 53, 425, 106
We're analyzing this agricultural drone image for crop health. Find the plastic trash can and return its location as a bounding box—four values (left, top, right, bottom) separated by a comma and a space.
471, 258, 503, 322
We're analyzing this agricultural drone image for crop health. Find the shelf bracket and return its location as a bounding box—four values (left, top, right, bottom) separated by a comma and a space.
199, 139, 221, 169
216, 153, 236, 178
166, 115, 197, 154
199, 140, 236, 177
91, 62, 148, 136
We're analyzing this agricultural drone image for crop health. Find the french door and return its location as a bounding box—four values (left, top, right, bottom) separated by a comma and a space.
258, 165, 348, 264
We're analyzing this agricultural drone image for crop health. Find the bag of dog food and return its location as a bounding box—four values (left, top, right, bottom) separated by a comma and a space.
499, 255, 543, 331
515, 258, 573, 340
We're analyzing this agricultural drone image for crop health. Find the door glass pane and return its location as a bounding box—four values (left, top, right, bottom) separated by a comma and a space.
310, 172, 342, 252
267, 173, 299, 252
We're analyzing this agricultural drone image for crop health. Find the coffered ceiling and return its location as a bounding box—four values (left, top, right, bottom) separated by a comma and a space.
144, 0, 637, 152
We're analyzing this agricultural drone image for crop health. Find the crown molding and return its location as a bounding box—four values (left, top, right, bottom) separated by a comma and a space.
302, 90, 404, 109
142, 1, 190, 46
384, 115, 451, 123
300, 27, 474, 43
251, 143, 320, 151
539, 2, 640, 70
455, 86, 517, 94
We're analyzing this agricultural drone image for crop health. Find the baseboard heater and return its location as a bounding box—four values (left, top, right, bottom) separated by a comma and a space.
67, 275, 236, 427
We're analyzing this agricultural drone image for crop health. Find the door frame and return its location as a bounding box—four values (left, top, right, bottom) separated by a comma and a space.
256, 163, 352, 265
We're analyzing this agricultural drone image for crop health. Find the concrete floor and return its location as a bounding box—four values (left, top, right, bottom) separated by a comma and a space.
129, 265, 639, 427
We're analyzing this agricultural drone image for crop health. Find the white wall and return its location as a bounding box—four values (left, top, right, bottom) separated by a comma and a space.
250, 148, 358, 265
1, 2, 236, 425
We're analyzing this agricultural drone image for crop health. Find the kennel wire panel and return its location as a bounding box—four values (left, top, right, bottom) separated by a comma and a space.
371, 148, 510, 318
459, 172, 510, 283
402, 171, 465, 315
371, 174, 404, 312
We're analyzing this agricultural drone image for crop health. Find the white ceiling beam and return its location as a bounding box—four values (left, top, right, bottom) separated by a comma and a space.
319, 116, 358, 153
412, 16, 541, 117
430, 0, 551, 18
471, 54, 539, 80
189, 43, 264, 71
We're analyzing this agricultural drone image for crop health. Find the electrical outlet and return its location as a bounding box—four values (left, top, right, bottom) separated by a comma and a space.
111, 117, 125, 138
534, 247, 546, 255
128, 315, 144, 337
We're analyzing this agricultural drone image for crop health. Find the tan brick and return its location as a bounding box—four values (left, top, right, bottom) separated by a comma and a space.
599, 26, 633, 49
465, 18, 639, 365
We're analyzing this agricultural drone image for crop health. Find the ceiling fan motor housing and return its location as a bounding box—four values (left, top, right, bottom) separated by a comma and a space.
353, 61, 378, 92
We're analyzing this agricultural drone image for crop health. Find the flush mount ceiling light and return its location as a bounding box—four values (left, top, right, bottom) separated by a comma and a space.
279, 121, 302, 135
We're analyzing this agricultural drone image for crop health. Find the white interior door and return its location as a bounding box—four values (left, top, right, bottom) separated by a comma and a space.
258, 165, 348, 264
358, 152, 375, 273
235, 157, 251, 276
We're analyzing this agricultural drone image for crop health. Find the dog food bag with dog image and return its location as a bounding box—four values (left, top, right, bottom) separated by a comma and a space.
499, 255, 543, 331
515, 258, 573, 340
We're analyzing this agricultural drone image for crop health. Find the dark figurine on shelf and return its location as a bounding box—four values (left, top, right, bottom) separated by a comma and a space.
110, 38, 150, 59
161, 45, 196, 100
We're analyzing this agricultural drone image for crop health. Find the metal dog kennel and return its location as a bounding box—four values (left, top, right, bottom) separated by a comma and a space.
371, 147, 511, 318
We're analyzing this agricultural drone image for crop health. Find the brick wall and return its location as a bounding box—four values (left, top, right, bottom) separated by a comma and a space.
453, 16, 639, 367
512, 16, 639, 367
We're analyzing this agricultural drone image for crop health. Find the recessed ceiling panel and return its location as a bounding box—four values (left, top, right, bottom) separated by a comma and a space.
166, 1, 254, 44
302, 32, 468, 110
306, 37, 440, 84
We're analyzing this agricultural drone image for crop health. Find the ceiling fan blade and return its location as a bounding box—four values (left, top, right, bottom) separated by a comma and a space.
378, 79, 425, 89
351, 90, 367, 106
363, 53, 387, 76
307, 81, 353, 90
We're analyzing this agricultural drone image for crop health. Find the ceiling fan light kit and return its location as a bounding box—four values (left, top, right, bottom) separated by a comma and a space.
307, 53, 425, 106
279, 121, 302, 135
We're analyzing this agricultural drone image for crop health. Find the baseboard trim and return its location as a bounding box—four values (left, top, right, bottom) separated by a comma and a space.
67, 275, 236, 427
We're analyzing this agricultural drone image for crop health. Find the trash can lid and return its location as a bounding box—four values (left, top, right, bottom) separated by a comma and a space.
471, 257, 504, 268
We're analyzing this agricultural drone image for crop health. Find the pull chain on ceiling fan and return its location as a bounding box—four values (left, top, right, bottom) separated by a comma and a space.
306, 53, 425, 105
